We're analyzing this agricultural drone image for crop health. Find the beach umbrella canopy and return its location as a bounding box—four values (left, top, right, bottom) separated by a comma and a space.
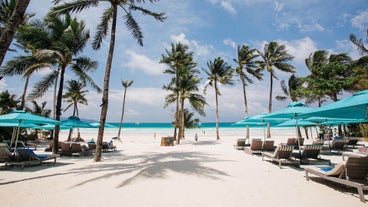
277, 119, 317, 127
242, 113, 288, 140
60, 116, 94, 128
90, 122, 117, 128
262, 102, 316, 159
0, 110, 59, 152
301, 90, 368, 120
0, 110, 59, 125
305, 117, 366, 125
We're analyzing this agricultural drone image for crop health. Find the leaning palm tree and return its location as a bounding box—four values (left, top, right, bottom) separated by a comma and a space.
0, 0, 31, 66
257, 41, 295, 138
161, 42, 197, 141
51, 0, 166, 161
350, 33, 368, 55
22, 14, 100, 153
276, 74, 302, 102
203, 57, 234, 140
63, 79, 88, 141
233, 45, 262, 140
117, 80, 133, 139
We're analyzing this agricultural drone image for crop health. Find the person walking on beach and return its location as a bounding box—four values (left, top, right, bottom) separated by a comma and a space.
195, 133, 198, 141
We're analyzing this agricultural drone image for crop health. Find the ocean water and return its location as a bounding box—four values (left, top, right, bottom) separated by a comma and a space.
63, 122, 302, 143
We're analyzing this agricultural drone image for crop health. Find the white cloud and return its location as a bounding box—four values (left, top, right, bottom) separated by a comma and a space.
124, 49, 165, 75
351, 10, 368, 31
223, 38, 237, 49
278, 37, 318, 64
274, 1, 284, 13
170, 33, 215, 58
220, 1, 237, 15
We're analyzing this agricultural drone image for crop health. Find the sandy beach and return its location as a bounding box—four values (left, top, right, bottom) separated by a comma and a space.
1, 127, 367, 207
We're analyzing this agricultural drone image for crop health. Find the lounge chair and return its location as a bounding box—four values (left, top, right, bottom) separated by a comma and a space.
262, 140, 275, 151
234, 138, 247, 150
286, 137, 304, 149
60, 142, 90, 156
293, 144, 331, 165
0, 146, 16, 163
5, 148, 57, 170
244, 139, 263, 155
305, 156, 368, 203
329, 139, 346, 153
261, 145, 298, 168
102, 140, 117, 152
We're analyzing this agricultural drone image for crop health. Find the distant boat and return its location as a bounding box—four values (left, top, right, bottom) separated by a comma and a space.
135, 121, 140, 125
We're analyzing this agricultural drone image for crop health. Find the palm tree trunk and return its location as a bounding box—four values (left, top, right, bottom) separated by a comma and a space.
173, 97, 179, 141
240, 74, 249, 140
94, 5, 117, 162
215, 82, 220, 140
267, 71, 273, 138
53, 74, 59, 119
53, 67, 66, 154
177, 98, 185, 144
0, 0, 30, 65
20, 74, 30, 110
117, 87, 128, 138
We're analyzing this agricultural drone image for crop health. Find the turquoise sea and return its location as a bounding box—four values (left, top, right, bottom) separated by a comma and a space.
106, 122, 245, 129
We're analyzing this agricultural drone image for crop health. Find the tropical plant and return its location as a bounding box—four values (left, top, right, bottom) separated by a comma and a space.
276, 74, 303, 102
257, 41, 295, 138
350, 33, 368, 90
161, 42, 197, 141
304, 50, 354, 104
19, 14, 100, 153
0, 0, 31, 65
233, 44, 262, 139
203, 57, 234, 140
51, 0, 166, 161
62, 79, 89, 140
0, 90, 19, 114
117, 80, 133, 139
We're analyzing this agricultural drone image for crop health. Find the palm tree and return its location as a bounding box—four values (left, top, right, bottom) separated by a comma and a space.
161, 42, 197, 141
203, 57, 234, 140
0, 90, 19, 114
51, 0, 166, 161
350, 33, 368, 55
233, 45, 262, 140
276, 74, 302, 102
117, 80, 133, 139
0, 0, 30, 66
63, 80, 88, 117
257, 41, 295, 138
21, 14, 100, 153
0, 35, 52, 110
63, 79, 88, 140
26, 100, 51, 140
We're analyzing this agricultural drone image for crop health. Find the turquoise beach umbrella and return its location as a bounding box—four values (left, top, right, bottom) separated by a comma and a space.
0, 110, 59, 152
277, 119, 317, 127
301, 90, 368, 120
90, 122, 117, 128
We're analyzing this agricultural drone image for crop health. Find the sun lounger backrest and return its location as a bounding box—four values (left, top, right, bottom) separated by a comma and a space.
0, 147, 13, 162
345, 157, 368, 180
70, 143, 82, 153
302, 145, 323, 159
250, 140, 263, 150
262, 140, 274, 151
332, 140, 346, 150
275, 145, 294, 159
286, 138, 296, 145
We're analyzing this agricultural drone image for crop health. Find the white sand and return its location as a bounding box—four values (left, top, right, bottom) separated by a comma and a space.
0, 127, 366, 207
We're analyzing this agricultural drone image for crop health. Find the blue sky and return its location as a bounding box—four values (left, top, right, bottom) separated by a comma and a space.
1, 0, 367, 123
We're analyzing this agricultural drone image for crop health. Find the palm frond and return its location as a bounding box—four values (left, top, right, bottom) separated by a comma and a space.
124, 12, 143, 46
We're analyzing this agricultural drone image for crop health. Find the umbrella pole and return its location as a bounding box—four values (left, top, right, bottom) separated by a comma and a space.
10, 127, 16, 148
295, 115, 302, 164
13, 125, 21, 155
